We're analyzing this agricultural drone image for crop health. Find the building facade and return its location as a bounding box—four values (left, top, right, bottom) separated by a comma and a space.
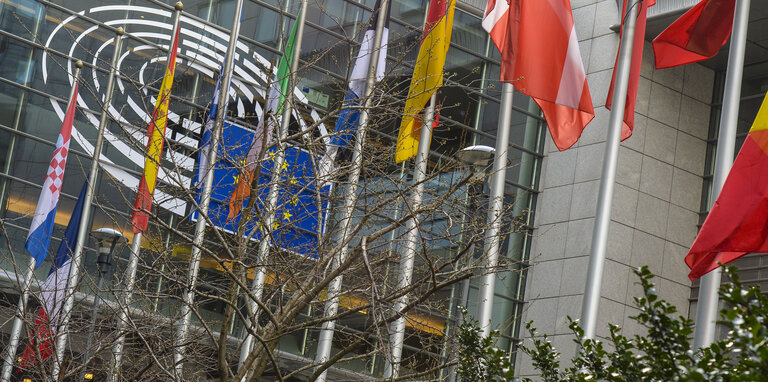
0, 0, 765, 379
0, 0, 544, 379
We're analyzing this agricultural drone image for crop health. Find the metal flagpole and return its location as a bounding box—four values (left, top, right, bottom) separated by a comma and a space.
580, 0, 638, 339
313, 2, 389, 380
51, 28, 124, 381
384, 93, 437, 379
237, 0, 308, 372
476, 82, 514, 337
173, 0, 242, 375
0, 61, 83, 382
109, 5, 182, 380
693, 0, 751, 349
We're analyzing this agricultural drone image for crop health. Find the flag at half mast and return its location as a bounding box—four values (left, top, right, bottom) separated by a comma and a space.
482, 0, 594, 151
317, 0, 391, 183
132, 26, 180, 233
227, 8, 302, 220
686, 91, 768, 280
395, 0, 455, 163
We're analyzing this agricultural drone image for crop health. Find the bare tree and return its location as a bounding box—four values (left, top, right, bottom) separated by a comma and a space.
1, 1, 530, 381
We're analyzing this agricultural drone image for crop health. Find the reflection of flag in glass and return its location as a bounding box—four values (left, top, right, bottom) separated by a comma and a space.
686, 92, 768, 280
317, 0, 391, 183
132, 26, 180, 233
652, 0, 735, 69
482, 0, 594, 151
606, 0, 655, 141
227, 9, 303, 220
20, 180, 87, 370
25, 82, 78, 267
395, 0, 454, 163
195, 65, 231, 189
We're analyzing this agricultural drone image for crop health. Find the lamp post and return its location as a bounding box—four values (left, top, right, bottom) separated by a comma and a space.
445, 145, 495, 382
83, 228, 127, 373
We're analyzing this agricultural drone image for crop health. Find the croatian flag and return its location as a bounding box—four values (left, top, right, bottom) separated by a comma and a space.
19, 179, 87, 370
25, 83, 79, 268
317, 0, 390, 183
195, 65, 232, 189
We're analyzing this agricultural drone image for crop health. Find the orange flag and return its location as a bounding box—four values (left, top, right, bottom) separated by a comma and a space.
132, 27, 180, 233
686, 91, 768, 280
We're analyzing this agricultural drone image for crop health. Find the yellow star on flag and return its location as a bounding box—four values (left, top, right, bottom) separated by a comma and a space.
282, 210, 293, 221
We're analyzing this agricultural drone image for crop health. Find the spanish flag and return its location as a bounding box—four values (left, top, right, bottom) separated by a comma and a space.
132, 27, 180, 233
686, 91, 768, 280
395, 0, 455, 163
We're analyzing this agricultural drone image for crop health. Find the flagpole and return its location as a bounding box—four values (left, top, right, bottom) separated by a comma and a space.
384, 93, 437, 379
693, 0, 750, 349
51, 28, 124, 381
237, 0, 308, 373
0, 61, 83, 382
109, 5, 182, 380
476, 82, 514, 337
580, 1, 638, 339
312, 2, 389, 379
173, 0, 242, 375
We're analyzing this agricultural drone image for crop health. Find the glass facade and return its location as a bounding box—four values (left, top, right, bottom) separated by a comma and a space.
0, 0, 545, 378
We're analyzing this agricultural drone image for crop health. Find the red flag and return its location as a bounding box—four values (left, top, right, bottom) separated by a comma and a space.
482, 0, 594, 151
685, 92, 768, 280
652, 0, 735, 69
606, 0, 655, 141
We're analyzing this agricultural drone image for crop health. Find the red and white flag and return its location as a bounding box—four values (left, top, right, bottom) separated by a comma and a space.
483, 0, 594, 151
606, 0, 656, 141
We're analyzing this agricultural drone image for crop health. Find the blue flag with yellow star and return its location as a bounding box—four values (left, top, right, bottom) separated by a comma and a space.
191, 121, 329, 257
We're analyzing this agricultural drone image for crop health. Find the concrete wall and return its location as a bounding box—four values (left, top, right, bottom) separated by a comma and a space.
516, 0, 715, 376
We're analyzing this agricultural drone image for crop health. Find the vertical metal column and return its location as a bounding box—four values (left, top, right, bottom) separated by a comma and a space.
693, 0, 751, 349
237, 0, 308, 373
383, 93, 437, 379
174, 0, 242, 375
580, 1, 638, 339
476, 82, 514, 336
0, 61, 83, 382
313, 2, 389, 380
51, 28, 124, 381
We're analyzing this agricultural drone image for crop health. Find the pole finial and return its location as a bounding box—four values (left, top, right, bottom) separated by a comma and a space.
175, 2, 183, 11
76, 60, 84, 69
116, 27, 125, 36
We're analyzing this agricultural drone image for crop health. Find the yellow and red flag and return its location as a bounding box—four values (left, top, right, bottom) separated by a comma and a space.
686, 91, 768, 280
132, 27, 180, 233
395, 0, 455, 163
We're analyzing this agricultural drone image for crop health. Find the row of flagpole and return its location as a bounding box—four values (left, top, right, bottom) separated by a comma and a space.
1, 0, 754, 378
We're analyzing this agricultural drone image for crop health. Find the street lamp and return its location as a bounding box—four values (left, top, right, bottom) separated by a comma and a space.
440, 145, 496, 382
83, 228, 127, 373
